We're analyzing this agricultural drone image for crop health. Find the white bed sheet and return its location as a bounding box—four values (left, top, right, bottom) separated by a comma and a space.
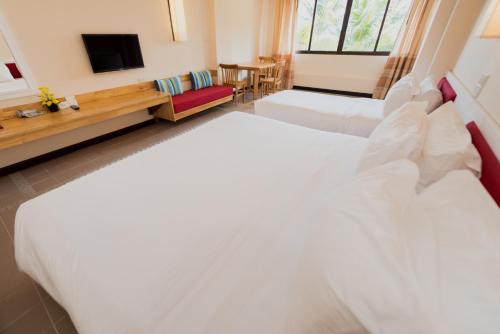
254, 90, 385, 137
15, 112, 368, 334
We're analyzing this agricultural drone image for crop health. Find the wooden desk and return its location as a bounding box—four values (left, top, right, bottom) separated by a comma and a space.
0, 84, 170, 150
238, 63, 275, 98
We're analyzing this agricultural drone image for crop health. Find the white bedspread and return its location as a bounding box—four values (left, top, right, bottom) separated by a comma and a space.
15, 112, 368, 334
254, 90, 384, 137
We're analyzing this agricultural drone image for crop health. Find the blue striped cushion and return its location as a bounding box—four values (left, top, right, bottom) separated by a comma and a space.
154, 76, 183, 96
190, 70, 213, 90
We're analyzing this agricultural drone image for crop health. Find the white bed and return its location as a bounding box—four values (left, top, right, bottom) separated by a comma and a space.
254, 89, 385, 137
15, 112, 369, 334
14, 111, 500, 334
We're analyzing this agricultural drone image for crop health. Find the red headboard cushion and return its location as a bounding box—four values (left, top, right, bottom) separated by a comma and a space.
466, 122, 500, 206
5, 63, 22, 79
438, 77, 457, 103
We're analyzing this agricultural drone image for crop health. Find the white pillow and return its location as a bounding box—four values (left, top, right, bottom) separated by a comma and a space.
358, 101, 428, 173
414, 75, 443, 114
290, 160, 446, 334
383, 73, 418, 116
0, 63, 14, 82
405, 171, 500, 334
417, 101, 481, 190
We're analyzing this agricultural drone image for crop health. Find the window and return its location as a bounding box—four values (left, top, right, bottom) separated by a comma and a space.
296, 0, 411, 55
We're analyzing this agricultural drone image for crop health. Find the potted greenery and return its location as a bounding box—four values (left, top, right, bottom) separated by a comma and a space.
39, 86, 60, 112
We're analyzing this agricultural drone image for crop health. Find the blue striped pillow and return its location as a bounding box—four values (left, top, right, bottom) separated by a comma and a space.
154, 76, 183, 96
190, 70, 213, 90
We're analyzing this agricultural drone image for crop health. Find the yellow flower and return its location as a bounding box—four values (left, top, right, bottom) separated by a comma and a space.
38, 86, 60, 107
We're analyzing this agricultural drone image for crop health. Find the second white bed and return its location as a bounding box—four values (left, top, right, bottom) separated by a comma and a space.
254, 89, 385, 137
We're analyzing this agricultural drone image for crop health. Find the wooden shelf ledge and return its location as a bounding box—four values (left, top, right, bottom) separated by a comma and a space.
0, 86, 170, 150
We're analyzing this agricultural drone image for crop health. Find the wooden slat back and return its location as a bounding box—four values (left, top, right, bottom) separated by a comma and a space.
219, 64, 239, 86
258, 56, 275, 64
274, 60, 286, 81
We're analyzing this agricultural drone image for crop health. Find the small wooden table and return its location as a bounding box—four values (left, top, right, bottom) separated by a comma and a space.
238, 63, 275, 99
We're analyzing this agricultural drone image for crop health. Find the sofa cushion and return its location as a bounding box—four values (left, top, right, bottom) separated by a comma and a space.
155, 76, 183, 96
190, 70, 213, 90
172, 85, 233, 113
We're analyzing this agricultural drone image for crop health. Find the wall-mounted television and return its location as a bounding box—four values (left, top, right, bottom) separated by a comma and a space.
82, 34, 144, 73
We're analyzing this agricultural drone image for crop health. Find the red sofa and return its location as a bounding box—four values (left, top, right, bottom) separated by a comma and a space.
172, 85, 233, 114
155, 71, 234, 122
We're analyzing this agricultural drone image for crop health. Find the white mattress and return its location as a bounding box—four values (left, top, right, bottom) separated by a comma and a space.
15, 112, 369, 334
254, 90, 385, 137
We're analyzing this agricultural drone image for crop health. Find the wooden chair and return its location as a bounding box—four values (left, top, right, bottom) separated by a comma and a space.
258, 56, 275, 64
260, 60, 286, 97
258, 56, 275, 81
220, 64, 247, 104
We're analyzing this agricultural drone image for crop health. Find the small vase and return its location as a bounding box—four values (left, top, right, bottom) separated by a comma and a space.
47, 104, 60, 112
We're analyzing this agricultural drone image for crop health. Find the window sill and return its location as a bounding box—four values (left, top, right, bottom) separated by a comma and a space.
296, 51, 390, 56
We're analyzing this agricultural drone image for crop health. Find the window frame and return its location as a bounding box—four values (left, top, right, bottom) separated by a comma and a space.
297, 0, 393, 56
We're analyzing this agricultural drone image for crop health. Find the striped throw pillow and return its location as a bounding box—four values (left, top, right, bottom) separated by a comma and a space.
155, 76, 183, 96
190, 70, 213, 90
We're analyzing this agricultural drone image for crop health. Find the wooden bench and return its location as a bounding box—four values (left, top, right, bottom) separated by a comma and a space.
154, 70, 234, 122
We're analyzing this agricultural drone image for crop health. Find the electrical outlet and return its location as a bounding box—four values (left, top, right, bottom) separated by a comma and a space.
473, 74, 490, 98
473, 84, 482, 98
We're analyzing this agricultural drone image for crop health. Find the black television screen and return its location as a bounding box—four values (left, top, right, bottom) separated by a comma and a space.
82, 34, 144, 73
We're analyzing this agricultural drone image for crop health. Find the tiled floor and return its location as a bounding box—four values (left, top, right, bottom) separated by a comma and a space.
0, 99, 255, 333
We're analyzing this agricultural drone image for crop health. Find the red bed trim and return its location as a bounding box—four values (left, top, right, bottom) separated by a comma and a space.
467, 122, 500, 206
5, 63, 22, 79
437, 77, 457, 103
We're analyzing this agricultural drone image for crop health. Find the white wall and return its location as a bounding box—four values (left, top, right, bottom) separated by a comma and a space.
0, 0, 217, 167
0, 0, 217, 98
454, 0, 500, 125
412, 0, 458, 81
258, 0, 276, 57
294, 54, 388, 93
213, 0, 263, 64
0, 0, 273, 167
413, 0, 485, 82
0, 32, 13, 63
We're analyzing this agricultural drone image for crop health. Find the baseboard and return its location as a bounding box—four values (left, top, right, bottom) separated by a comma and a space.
293, 85, 373, 98
0, 119, 156, 176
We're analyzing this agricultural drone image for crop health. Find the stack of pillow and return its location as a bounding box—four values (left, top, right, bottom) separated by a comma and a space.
289, 73, 498, 334
358, 100, 481, 190
292, 160, 500, 334
292, 92, 496, 333
383, 73, 444, 116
